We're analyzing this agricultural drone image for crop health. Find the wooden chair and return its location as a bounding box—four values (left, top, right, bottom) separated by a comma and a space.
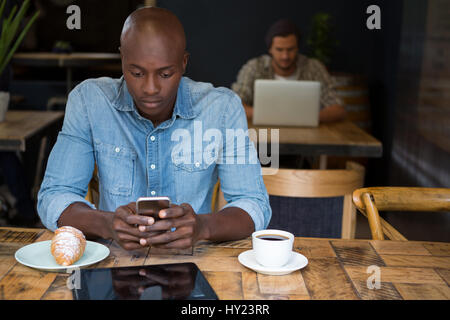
352, 187, 450, 240
211, 180, 226, 213
213, 162, 365, 239
85, 165, 99, 206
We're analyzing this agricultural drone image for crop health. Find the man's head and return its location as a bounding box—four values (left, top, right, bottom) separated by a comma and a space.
120, 7, 188, 124
265, 19, 300, 73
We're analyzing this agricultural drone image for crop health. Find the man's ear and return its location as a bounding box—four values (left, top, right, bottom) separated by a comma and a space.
182, 51, 190, 74
268, 45, 273, 58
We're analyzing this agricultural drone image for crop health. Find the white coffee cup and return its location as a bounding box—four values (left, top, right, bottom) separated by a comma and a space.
252, 229, 294, 268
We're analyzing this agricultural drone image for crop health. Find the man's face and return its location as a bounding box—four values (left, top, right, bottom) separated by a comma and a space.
268, 34, 298, 71
121, 33, 188, 123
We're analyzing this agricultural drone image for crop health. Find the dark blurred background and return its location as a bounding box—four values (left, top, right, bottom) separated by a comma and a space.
7, 0, 450, 241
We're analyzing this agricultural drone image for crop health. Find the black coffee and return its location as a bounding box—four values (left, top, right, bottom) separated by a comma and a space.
257, 234, 289, 241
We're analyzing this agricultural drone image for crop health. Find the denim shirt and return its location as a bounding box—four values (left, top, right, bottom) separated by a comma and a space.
37, 76, 272, 232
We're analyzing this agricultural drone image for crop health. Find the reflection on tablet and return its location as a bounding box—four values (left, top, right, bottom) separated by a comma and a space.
72, 262, 218, 300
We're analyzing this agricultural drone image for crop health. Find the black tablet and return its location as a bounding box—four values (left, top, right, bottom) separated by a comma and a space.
71, 262, 218, 300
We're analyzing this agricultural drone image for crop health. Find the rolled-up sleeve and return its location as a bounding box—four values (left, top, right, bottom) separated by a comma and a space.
217, 93, 272, 231
37, 87, 96, 231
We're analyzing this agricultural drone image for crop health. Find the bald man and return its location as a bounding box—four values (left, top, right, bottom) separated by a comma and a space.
37, 7, 271, 250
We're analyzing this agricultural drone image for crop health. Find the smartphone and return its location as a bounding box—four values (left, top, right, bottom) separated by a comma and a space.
136, 196, 171, 220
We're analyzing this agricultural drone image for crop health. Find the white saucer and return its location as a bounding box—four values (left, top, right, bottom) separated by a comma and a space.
238, 250, 308, 276
15, 240, 110, 272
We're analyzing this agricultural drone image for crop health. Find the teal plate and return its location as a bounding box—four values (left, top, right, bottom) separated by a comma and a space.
15, 240, 110, 272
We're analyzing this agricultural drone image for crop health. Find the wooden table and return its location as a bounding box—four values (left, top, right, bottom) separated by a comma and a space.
13, 52, 121, 94
249, 120, 383, 168
12, 52, 121, 67
0, 111, 64, 152
0, 111, 64, 194
1, 227, 449, 300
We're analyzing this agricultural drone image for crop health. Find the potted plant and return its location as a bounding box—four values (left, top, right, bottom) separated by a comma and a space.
0, 0, 39, 122
306, 12, 339, 68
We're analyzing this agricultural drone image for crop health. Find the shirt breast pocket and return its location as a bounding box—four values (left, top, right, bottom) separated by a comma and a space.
172, 152, 217, 204
95, 142, 136, 197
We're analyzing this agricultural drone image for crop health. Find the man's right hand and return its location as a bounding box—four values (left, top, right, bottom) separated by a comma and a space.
107, 202, 157, 250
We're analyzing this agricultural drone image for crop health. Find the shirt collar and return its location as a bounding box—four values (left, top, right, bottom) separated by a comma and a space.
172, 77, 196, 120
112, 76, 196, 120
112, 76, 135, 111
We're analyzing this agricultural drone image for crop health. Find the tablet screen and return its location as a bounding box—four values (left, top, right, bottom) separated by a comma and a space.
71, 262, 218, 300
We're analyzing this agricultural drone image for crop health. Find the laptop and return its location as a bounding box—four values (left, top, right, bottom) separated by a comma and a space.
252, 79, 321, 127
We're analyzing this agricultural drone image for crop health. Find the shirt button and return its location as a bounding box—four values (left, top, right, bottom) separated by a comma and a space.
150, 191, 156, 196
115, 147, 120, 153
150, 136, 156, 141
195, 162, 201, 168
150, 164, 156, 170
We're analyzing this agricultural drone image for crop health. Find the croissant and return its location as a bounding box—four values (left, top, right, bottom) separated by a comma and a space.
51, 226, 86, 266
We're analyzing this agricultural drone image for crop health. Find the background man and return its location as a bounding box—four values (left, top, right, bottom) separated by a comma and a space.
232, 18, 346, 123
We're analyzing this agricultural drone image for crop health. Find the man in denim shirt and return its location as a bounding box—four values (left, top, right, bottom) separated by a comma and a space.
38, 7, 271, 250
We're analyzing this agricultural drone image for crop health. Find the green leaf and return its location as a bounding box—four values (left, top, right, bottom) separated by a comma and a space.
0, 4, 19, 62
0, 10, 39, 75
306, 12, 338, 66
4, 1, 29, 51
0, 0, 6, 24
0, 0, 39, 75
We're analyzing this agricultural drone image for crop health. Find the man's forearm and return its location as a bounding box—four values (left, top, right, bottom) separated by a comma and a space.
57, 202, 113, 240
199, 207, 255, 242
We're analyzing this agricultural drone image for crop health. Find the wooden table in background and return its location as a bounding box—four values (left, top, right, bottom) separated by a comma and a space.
249, 120, 383, 168
0, 111, 63, 152
1, 227, 449, 300
0, 111, 64, 194
12, 52, 121, 67
13, 52, 121, 95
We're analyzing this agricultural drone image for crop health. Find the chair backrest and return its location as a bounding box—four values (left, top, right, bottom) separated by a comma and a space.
262, 162, 364, 198
85, 165, 99, 206
352, 187, 450, 240
214, 162, 365, 239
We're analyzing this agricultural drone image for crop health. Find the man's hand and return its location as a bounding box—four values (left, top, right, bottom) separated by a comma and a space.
106, 202, 161, 251
137, 203, 208, 249
319, 104, 347, 123
58, 202, 254, 250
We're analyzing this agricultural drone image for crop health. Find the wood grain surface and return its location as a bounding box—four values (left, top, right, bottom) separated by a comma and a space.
0, 227, 449, 300
248, 120, 382, 157
0, 111, 64, 152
